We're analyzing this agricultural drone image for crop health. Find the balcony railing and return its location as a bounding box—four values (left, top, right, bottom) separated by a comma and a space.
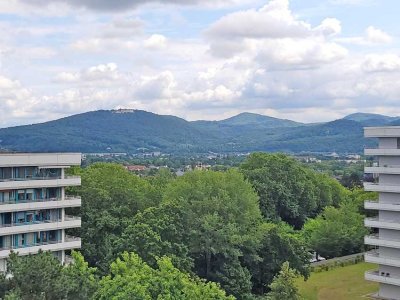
365, 270, 400, 287
0, 195, 81, 205
0, 216, 81, 228
365, 234, 400, 249
365, 201, 400, 211
364, 182, 400, 193
0, 236, 81, 251
365, 250, 400, 268
64, 215, 81, 221
365, 148, 400, 156
365, 217, 400, 230
0, 176, 61, 182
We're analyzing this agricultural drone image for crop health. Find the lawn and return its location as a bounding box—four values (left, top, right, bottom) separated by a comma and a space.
295, 262, 378, 300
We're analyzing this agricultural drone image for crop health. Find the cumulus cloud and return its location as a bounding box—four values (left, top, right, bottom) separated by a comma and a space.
55, 63, 122, 83
0, 0, 399, 126
206, 0, 311, 40
206, 0, 347, 68
144, 34, 168, 50
336, 26, 392, 45
362, 54, 400, 72
366, 26, 392, 44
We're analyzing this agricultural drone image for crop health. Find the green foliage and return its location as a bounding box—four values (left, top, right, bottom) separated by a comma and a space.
6, 251, 64, 300
122, 169, 261, 298
240, 153, 347, 228
62, 251, 98, 300
78, 163, 158, 273
5, 251, 97, 300
266, 262, 302, 300
245, 223, 309, 295
96, 252, 235, 300
302, 203, 368, 259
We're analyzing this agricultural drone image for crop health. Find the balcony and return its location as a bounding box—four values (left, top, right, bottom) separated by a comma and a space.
365, 251, 400, 268
365, 127, 400, 138
365, 235, 400, 249
0, 216, 81, 235
0, 176, 81, 190
365, 148, 400, 156
365, 201, 400, 212
365, 270, 400, 287
365, 217, 400, 230
365, 166, 400, 175
0, 235, 81, 259
0, 153, 81, 167
0, 196, 81, 213
364, 182, 400, 193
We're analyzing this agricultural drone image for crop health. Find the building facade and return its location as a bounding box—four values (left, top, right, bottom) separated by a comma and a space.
0, 153, 82, 271
364, 127, 400, 299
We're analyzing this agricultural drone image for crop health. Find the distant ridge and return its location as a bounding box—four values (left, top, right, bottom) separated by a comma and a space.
0, 109, 394, 154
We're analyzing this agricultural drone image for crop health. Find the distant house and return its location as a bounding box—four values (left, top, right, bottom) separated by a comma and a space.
125, 165, 147, 172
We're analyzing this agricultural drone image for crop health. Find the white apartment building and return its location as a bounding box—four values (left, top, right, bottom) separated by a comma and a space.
0, 153, 82, 271
364, 127, 400, 299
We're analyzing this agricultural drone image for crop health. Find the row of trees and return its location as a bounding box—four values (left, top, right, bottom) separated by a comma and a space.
6, 152, 371, 299
1, 250, 303, 300
69, 153, 367, 299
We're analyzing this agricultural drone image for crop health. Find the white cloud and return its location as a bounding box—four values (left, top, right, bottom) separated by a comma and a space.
206, 0, 347, 68
144, 34, 168, 50
336, 25, 392, 45
366, 26, 392, 44
362, 54, 400, 72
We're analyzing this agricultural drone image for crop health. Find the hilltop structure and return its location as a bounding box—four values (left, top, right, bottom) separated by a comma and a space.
0, 153, 82, 271
364, 127, 400, 299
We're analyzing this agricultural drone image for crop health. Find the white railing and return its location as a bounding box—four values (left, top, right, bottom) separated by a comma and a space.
0, 236, 81, 251
0, 195, 81, 205
0, 176, 61, 182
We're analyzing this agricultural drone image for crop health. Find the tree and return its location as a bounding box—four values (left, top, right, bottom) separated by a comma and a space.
247, 223, 309, 295
6, 251, 64, 300
302, 203, 368, 258
78, 163, 157, 273
4, 251, 98, 300
266, 262, 302, 300
240, 153, 347, 228
122, 169, 262, 298
96, 252, 235, 300
61, 251, 98, 300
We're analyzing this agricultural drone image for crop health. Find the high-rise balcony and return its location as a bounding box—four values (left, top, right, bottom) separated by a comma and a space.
0, 216, 81, 235
0, 176, 81, 190
0, 235, 81, 259
364, 182, 400, 193
365, 250, 400, 268
365, 148, 400, 156
365, 201, 400, 212
365, 217, 400, 230
365, 234, 400, 249
365, 270, 400, 287
365, 166, 400, 175
0, 196, 81, 213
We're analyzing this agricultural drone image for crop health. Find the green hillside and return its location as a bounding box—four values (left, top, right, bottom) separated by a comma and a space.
0, 109, 386, 153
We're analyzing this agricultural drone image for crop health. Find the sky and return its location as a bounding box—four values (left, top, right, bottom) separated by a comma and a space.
0, 0, 399, 127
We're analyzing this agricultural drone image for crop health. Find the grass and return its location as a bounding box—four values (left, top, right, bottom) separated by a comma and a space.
295, 262, 378, 300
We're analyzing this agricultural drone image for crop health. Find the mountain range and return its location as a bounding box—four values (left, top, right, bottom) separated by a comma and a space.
0, 109, 398, 154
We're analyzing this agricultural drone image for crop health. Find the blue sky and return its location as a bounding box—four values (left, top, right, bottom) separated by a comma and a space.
0, 0, 399, 127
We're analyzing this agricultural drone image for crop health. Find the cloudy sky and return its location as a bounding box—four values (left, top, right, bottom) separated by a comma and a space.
0, 0, 399, 127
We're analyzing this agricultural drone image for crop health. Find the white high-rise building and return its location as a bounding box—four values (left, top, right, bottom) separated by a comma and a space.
0, 153, 82, 271
364, 127, 400, 299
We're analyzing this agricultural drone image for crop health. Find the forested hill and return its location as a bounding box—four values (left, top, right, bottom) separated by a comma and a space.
0, 110, 386, 154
